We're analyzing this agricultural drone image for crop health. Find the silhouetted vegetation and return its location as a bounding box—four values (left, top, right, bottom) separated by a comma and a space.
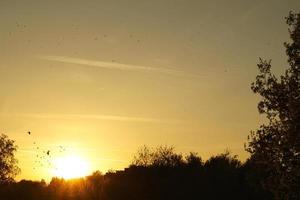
0, 134, 20, 184
246, 11, 300, 199
0, 146, 273, 200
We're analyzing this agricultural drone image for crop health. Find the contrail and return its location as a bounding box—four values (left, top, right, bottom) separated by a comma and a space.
0, 113, 185, 124
38, 55, 201, 78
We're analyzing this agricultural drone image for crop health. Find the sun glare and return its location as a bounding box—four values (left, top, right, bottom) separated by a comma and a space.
52, 155, 91, 179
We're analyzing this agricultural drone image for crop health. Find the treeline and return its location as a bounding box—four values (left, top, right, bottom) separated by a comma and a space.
0, 146, 273, 200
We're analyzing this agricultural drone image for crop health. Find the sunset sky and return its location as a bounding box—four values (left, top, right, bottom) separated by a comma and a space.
1, 0, 299, 181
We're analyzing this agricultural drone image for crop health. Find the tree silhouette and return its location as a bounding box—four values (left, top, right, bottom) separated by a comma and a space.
246, 11, 300, 199
0, 134, 20, 184
203, 152, 243, 199
185, 152, 203, 168
0, 146, 273, 200
131, 145, 184, 167
131, 145, 154, 167
151, 146, 184, 167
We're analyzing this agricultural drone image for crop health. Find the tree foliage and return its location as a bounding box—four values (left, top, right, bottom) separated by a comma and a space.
0, 134, 20, 184
204, 151, 241, 171
246, 11, 300, 199
131, 145, 185, 167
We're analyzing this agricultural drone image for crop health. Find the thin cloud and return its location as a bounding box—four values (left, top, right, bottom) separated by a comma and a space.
38, 55, 201, 78
0, 113, 185, 124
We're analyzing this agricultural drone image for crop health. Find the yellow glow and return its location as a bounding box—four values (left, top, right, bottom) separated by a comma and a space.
52, 155, 90, 179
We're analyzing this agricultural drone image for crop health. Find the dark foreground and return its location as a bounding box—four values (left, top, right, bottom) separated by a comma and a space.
0, 152, 273, 200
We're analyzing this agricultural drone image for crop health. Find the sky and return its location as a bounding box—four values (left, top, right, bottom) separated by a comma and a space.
1, 0, 299, 181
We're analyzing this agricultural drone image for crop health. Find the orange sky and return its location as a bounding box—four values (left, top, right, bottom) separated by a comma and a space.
1, 0, 299, 181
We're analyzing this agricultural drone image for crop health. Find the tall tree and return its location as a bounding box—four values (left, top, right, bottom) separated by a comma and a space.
246, 11, 300, 199
0, 134, 20, 184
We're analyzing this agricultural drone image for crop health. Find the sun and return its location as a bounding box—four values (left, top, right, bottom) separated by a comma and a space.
52, 155, 91, 179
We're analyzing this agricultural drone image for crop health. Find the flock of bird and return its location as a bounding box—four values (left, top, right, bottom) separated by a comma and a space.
27, 131, 66, 170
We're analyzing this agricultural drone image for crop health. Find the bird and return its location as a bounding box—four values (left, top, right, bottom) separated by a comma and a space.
28, 131, 31, 135
46, 150, 50, 156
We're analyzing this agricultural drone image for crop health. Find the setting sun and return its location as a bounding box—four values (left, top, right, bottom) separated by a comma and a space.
52, 156, 91, 179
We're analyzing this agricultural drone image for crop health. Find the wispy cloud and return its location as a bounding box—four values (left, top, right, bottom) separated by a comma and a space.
38, 55, 201, 78
0, 113, 184, 124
